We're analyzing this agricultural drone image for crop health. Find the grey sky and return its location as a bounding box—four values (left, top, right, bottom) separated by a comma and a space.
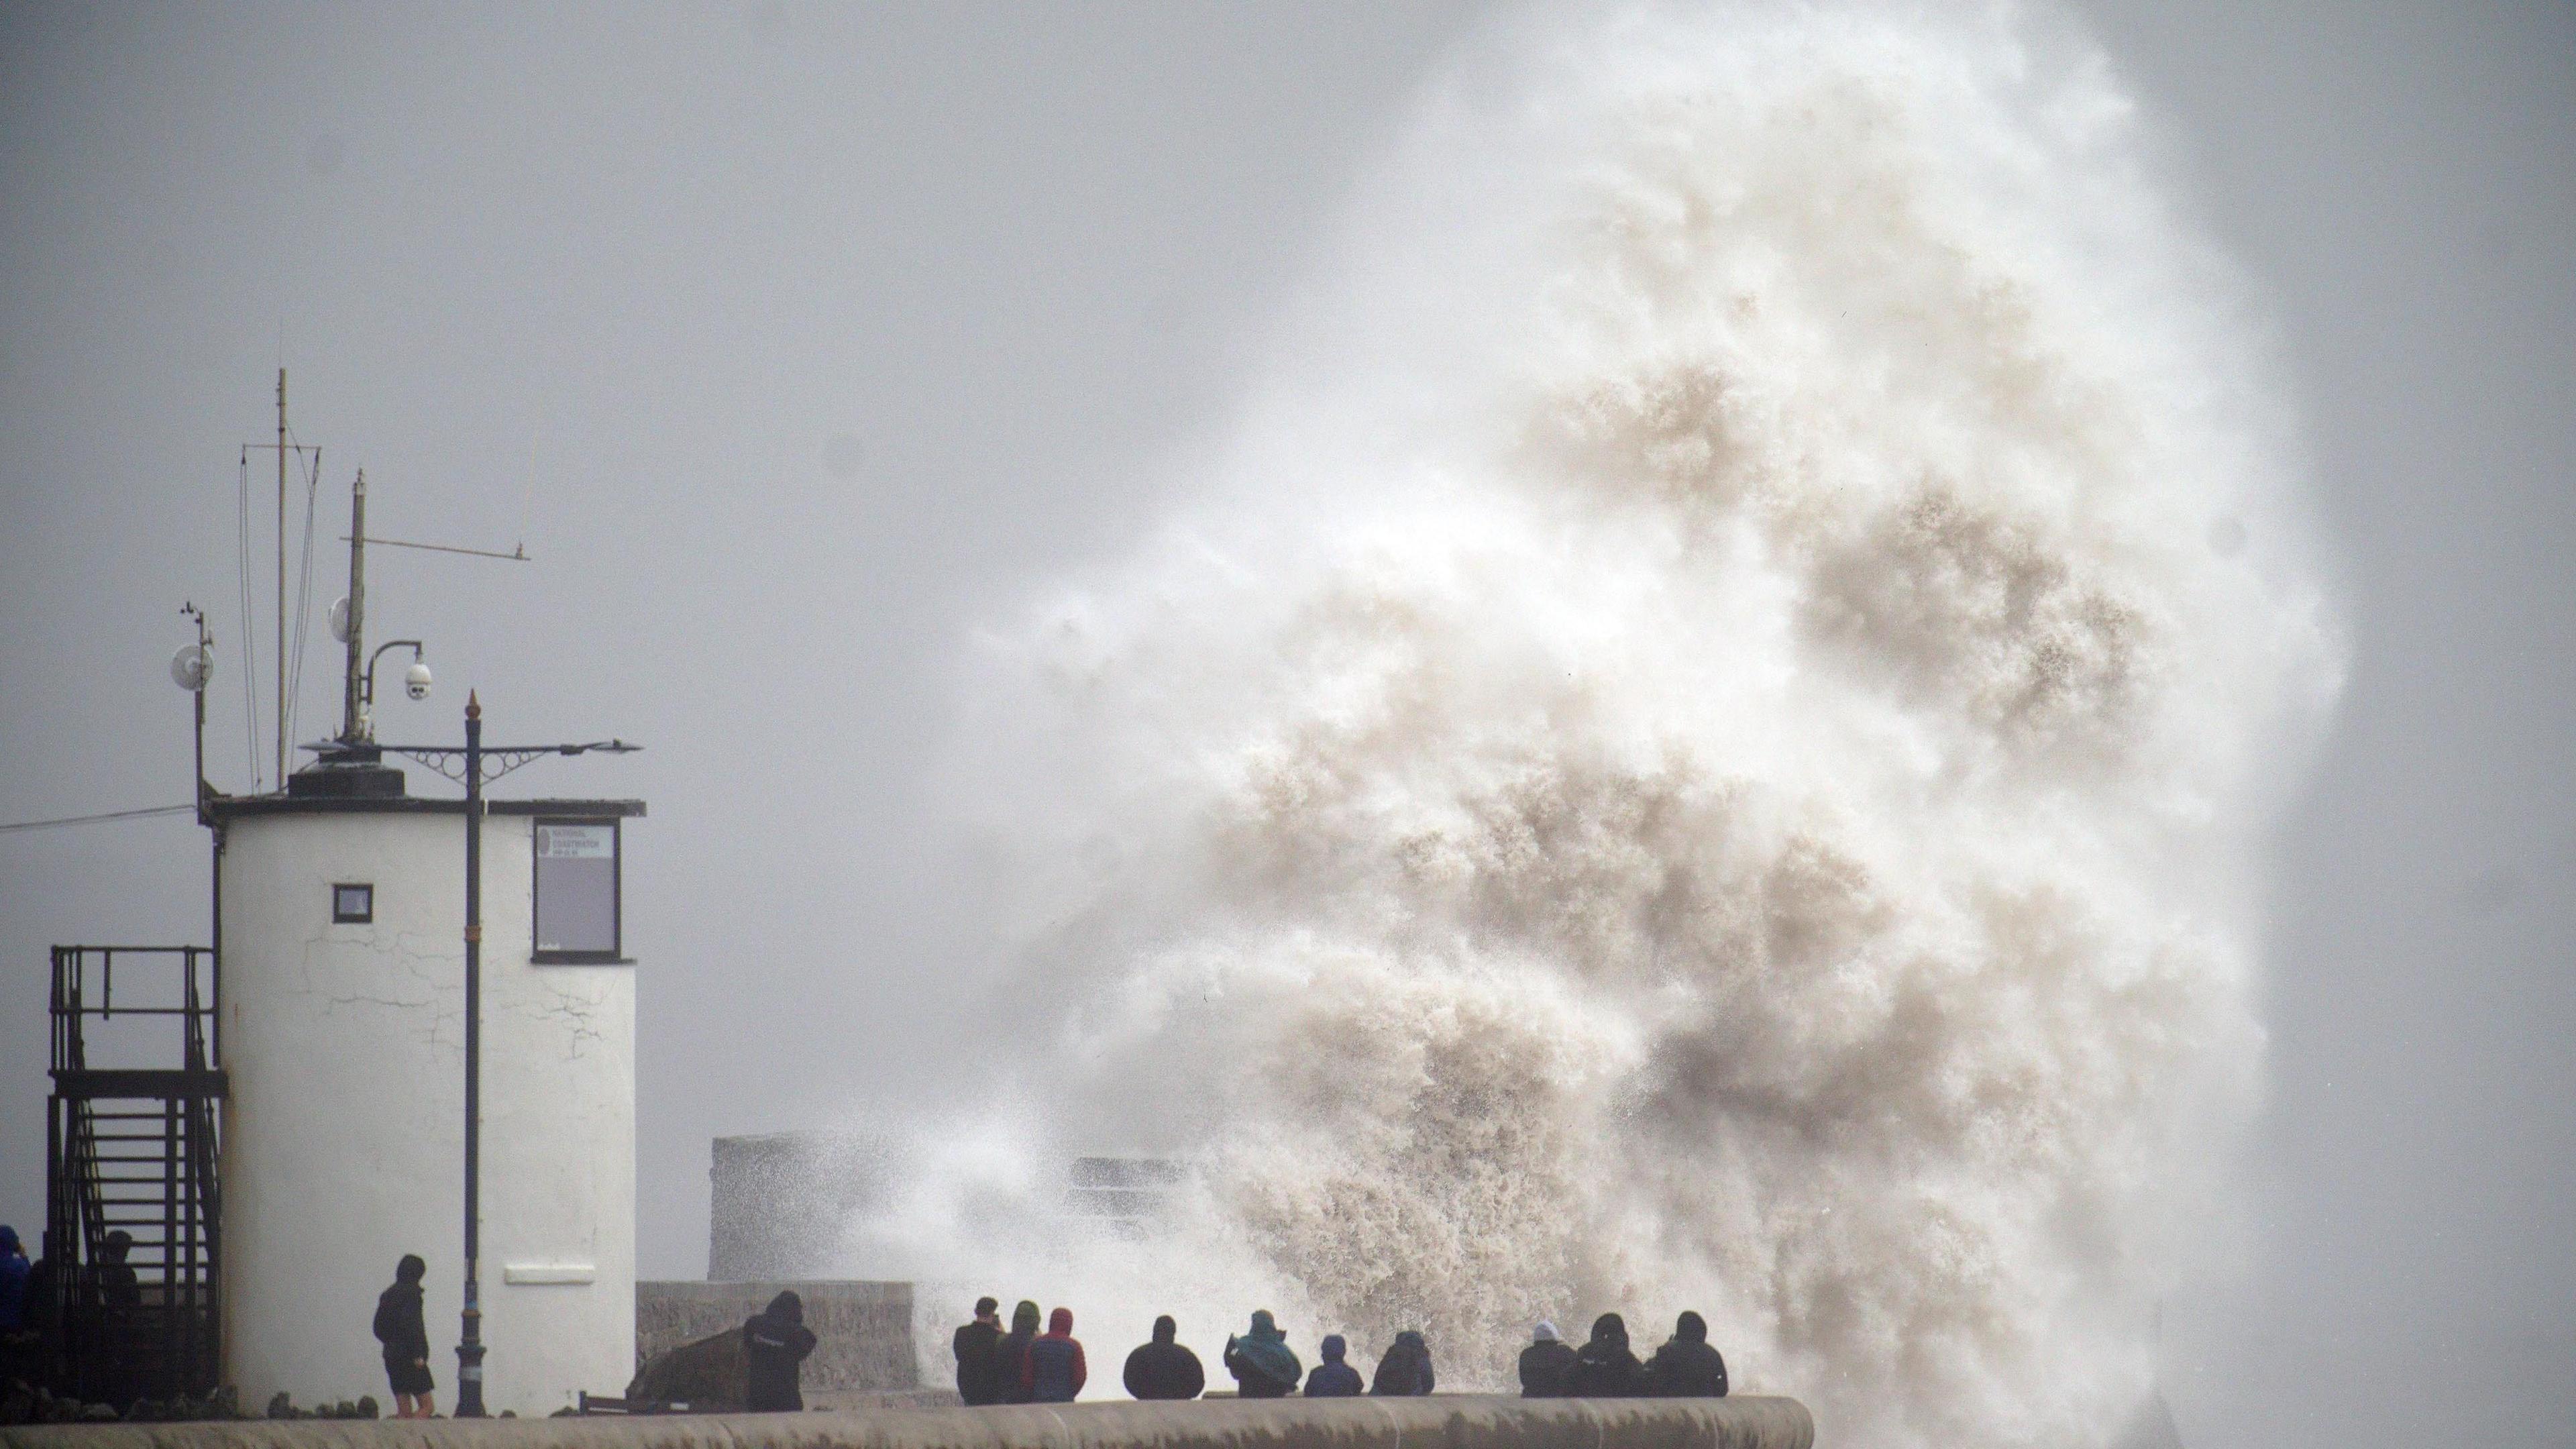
2, 3, 2569, 1447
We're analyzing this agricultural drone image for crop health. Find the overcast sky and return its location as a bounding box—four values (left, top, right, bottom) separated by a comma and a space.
2, 3, 2569, 1446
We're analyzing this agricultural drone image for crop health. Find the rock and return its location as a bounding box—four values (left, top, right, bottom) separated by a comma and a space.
209, 1385, 241, 1419
129, 1397, 166, 1422
81, 1401, 120, 1421
331, 1399, 358, 1419
358, 1394, 381, 1419
623, 1324, 747, 1413
266, 1390, 294, 1419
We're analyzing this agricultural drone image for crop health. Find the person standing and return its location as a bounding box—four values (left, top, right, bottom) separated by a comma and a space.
1641, 1311, 1727, 1397
372, 1254, 435, 1419
954, 1297, 1004, 1405
1518, 1321, 1576, 1397
1565, 1313, 1643, 1397
1369, 1330, 1436, 1395
1123, 1315, 1206, 1400
995, 1300, 1043, 1404
1024, 1307, 1088, 1403
0, 1226, 28, 1332
1302, 1334, 1362, 1397
1223, 1310, 1301, 1399
743, 1290, 818, 1412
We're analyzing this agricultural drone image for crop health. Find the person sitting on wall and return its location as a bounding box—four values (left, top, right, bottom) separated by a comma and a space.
1124, 1315, 1206, 1400
1641, 1311, 1728, 1397
996, 1300, 1043, 1404
372, 1254, 435, 1419
954, 1296, 1004, 1406
1223, 1310, 1301, 1398
1565, 1313, 1643, 1397
1303, 1334, 1362, 1397
1519, 1321, 1576, 1397
1025, 1307, 1088, 1402
1370, 1330, 1436, 1395
743, 1289, 819, 1412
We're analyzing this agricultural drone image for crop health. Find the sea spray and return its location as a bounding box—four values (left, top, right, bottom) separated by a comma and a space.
861, 6, 2339, 1446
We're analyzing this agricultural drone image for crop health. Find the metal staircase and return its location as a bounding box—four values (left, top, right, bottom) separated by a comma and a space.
44, 945, 225, 1404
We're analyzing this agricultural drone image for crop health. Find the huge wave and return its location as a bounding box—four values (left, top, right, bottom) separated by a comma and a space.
867, 7, 2339, 1446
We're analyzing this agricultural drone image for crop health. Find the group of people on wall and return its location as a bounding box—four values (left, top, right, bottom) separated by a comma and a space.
950, 1299, 1728, 1404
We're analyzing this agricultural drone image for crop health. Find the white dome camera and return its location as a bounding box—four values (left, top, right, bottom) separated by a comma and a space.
405, 659, 434, 701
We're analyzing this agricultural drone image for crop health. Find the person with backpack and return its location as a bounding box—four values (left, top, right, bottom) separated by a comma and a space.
372, 1254, 435, 1419
743, 1290, 818, 1411
1369, 1330, 1435, 1395
1303, 1334, 1362, 1396
1024, 1307, 1087, 1403
1565, 1313, 1643, 1397
1518, 1321, 1576, 1397
1641, 1311, 1727, 1397
1123, 1315, 1206, 1400
1222, 1309, 1300, 1398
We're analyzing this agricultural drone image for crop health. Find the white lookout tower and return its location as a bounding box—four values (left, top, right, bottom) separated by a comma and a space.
207, 462, 644, 1414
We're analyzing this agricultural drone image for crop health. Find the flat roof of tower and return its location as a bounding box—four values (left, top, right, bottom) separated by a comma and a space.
209, 795, 645, 820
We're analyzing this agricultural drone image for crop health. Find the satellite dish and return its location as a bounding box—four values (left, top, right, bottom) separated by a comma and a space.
170, 643, 213, 693
328, 596, 352, 643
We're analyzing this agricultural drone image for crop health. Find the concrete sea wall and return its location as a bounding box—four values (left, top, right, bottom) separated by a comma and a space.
0, 1394, 1814, 1449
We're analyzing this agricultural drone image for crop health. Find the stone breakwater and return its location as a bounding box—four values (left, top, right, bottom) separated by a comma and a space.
0, 1395, 1815, 1449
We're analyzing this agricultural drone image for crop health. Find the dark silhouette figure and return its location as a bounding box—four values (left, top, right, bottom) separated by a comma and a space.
95, 1231, 140, 1309
954, 1297, 1004, 1405
373, 1254, 435, 1418
1642, 1311, 1728, 1397
1223, 1309, 1301, 1399
1024, 1307, 1087, 1403
1124, 1315, 1206, 1400
743, 1289, 818, 1411
996, 1300, 1042, 1404
0, 1225, 28, 1332
1370, 1330, 1436, 1395
1303, 1334, 1362, 1397
1519, 1321, 1576, 1397
1565, 1313, 1644, 1397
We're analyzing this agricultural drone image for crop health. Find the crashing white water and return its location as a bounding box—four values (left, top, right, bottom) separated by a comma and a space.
859, 5, 2339, 1447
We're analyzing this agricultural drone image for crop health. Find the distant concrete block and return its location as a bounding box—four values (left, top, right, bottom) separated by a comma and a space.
636, 1281, 918, 1393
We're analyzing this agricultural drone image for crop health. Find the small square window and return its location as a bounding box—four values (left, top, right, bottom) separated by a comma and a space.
333, 883, 374, 924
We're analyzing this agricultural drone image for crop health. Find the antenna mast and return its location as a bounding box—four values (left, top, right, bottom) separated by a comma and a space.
341, 468, 366, 741
276, 368, 288, 786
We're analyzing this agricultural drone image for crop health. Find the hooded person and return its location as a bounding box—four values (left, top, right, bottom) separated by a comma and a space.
1369, 1330, 1436, 1396
954, 1297, 1004, 1405
1222, 1310, 1301, 1399
0, 1226, 28, 1332
1024, 1307, 1087, 1403
1519, 1321, 1576, 1397
1565, 1313, 1643, 1397
1123, 1315, 1206, 1400
1642, 1311, 1728, 1397
996, 1300, 1043, 1404
1303, 1334, 1362, 1397
95, 1230, 140, 1310
372, 1254, 435, 1418
743, 1289, 819, 1411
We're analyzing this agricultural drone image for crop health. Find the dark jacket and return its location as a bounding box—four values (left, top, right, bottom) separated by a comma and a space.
1642, 1313, 1727, 1397
1124, 1316, 1206, 1400
954, 1317, 1003, 1405
1024, 1308, 1087, 1403
744, 1291, 819, 1412
0, 1226, 28, 1332
996, 1301, 1042, 1405
1368, 1331, 1435, 1396
372, 1281, 429, 1364
1565, 1314, 1643, 1397
1519, 1337, 1576, 1397
1303, 1335, 1362, 1397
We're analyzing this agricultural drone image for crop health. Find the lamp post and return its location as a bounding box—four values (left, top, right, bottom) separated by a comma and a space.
458, 692, 486, 1415
373, 705, 637, 1417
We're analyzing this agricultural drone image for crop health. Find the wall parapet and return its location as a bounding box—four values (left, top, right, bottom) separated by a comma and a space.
0, 1393, 1815, 1449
